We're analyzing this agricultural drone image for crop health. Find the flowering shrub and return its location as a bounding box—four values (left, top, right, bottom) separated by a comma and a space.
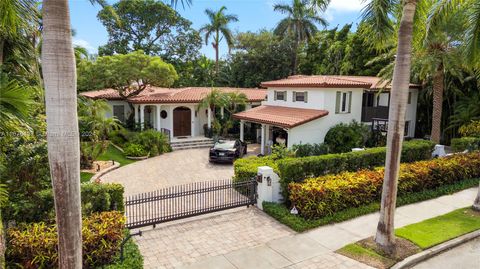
7, 211, 125, 269
289, 152, 480, 219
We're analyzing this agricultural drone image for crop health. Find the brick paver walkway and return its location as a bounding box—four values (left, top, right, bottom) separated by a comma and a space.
135, 208, 294, 269
101, 148, 235, 196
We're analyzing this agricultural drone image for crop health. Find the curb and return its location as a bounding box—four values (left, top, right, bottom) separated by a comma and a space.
90, 161, 120, 182
391, 229, 480, 269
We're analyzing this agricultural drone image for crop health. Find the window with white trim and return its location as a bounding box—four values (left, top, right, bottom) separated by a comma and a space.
274, 90, 287, 101
293, 91, 308, 102
335, 91, 352, 114
113, 105, 125, 122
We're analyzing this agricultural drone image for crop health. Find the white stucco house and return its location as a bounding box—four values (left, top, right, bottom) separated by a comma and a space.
233, 75, 420, 154
81, 87, 266, 140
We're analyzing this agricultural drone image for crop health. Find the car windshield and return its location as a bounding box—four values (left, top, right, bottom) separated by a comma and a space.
214, 141, 235, 150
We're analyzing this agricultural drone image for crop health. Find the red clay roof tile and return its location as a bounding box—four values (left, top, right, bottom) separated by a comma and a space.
233, 105, 329, 128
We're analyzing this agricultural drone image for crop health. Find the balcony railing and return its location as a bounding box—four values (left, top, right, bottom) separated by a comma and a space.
361, 106, 389, 122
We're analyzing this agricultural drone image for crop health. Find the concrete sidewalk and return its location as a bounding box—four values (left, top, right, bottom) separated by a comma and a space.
177, 186, 478, 269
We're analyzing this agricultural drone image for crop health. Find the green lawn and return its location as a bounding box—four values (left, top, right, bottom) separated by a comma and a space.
396, 207, 480, 249
97, 144, 135, 167
80, 172, 94, 183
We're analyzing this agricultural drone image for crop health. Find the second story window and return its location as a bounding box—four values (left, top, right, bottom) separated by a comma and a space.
293, 91, 308, 102
274, 90, 287, 101
335, 91, 352, 114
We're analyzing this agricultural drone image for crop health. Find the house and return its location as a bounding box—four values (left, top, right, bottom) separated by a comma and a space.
81, 87, 266, 139
233, 75, 420, 154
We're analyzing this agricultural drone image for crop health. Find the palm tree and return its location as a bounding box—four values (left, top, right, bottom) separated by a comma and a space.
415, 2, 467, 143
41, 0, 187, 267
273, 0, 328, 74
226, 91, 248, 113
197, 88, 229, 128
362, 0, 419, 253
199, 6, 238, 74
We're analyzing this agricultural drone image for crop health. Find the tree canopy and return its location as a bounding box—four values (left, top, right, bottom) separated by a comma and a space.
77, 50, 178, 97
97, 0, 202, 60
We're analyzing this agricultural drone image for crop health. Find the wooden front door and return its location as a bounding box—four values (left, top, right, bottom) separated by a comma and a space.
173, 107, 191, 137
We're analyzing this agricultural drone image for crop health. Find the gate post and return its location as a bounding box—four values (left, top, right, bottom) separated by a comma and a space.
256, 166, 283, 210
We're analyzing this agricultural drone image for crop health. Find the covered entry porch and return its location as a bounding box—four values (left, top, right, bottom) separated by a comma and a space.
133, 103, 213, 139
234, 105, 329, 155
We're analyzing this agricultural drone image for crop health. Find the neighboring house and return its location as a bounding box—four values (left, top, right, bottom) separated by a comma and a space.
81, 87, 266, 139
233, 75, 420, 154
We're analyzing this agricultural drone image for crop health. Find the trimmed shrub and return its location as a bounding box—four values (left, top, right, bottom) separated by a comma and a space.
459, 120, 480, 137
233, 156, 278, 182
451, 137, 480, 152
7, 211, 125, 268
131, 129, 170, 156
109, 129, 135, 147
324, 121, 370, 153
278, 139, 435, 196
289, 152, 480, 219
37, 183, 125, 220
124, 143, 148, 157
291, 143, 329, 157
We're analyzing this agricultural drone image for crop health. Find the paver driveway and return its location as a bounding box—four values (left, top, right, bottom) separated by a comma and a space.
100, 148, 235, 196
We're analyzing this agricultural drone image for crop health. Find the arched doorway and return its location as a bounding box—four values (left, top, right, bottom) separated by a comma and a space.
173, 107, 191, 137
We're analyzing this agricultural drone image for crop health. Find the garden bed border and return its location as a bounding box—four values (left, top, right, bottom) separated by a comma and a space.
90, 161, 120, 182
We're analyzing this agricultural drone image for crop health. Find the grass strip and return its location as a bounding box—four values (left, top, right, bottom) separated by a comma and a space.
396, 207, 480, 249
263, 177, 479, 232
80, 172, 94, 183
98, 144, 135, 167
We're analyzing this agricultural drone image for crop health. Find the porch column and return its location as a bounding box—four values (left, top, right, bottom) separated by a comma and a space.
265, 125, 270, 155
260, 124, 266, 155
156, 104, 161, 131
240, 120, 245, 142
140, 104, 145, 130
220, 107, 224, 119
134, 104, 139, 124
207, 108, 212, 128
191, 106, 195, 136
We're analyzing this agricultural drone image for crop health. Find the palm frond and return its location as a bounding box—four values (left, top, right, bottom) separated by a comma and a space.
360, 0, 398, 40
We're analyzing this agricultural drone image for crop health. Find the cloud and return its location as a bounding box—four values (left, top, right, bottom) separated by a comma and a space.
328, 0, 366, 12
72, 39, 95, 53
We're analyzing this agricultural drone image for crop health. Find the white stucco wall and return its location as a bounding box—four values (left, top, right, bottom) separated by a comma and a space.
405, 88, 418, 137
104, 100, 132, 122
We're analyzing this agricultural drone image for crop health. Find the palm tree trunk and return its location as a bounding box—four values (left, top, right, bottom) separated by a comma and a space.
430, 65, 444, 144
292, 40, 299, 75
473, 182, 480, 211
42, 1, 83, 268
0, 38, 4, 65
215, 30, 219, 75
375, 0, 417, 254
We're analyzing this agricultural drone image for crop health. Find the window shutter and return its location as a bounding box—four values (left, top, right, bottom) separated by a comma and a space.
293, 91, 297, 102
284, 91, 287, 101
348, 91, 352, 113
335, 91, 341, 113
304, 91, 308, 103
274, 91, 277, 101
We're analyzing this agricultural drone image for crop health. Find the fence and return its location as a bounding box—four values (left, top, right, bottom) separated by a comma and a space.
125, 179, 257, 229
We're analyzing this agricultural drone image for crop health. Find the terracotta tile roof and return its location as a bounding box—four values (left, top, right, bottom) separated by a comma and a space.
261, 75, 420, 89
80, 87, 267, 103
233, 105, 329, 128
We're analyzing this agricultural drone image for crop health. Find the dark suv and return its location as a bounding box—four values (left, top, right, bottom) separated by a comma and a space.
209, 139, 247, 163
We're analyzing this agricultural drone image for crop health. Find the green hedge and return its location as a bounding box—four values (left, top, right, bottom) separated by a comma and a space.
7, 211, 125, 268
278, 140, 434, 188
289, 152, 480, 219
233, 156, 278, 182
263, 177, 480, 232
451, 137, 480, 151
38, 182, 124, 220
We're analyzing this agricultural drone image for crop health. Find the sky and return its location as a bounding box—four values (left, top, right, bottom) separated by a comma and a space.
70, 0, 366, 59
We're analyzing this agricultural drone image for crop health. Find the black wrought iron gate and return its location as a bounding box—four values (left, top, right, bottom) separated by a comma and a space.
124, 179, 257, 229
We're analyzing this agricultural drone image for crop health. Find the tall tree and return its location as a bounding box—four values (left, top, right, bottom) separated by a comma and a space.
273, 0, 328, 74
362, 0, 418, 253
199, 6, 238, 74
97, 0, 201, 58
42, 0, 82, 267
